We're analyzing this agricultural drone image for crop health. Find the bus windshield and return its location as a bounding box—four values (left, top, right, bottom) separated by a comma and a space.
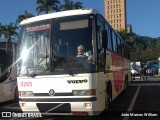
18, 15, 95, 76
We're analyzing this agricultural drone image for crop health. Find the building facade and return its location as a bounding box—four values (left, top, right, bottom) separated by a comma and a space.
0, 39, 17, 62
104, 0, 127, 31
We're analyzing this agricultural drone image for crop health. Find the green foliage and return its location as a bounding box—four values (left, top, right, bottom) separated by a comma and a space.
0, 23, 18, 53
36, 0, 60, 14
16, 10, 34, 25
118, 30, 160, 62
60, 0, 83, 11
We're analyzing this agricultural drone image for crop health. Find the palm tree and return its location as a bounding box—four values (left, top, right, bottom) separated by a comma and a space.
36, 0, 60, 14
0, 23, 18, 53
60, 0, 83, 11
16, 10, 34, 25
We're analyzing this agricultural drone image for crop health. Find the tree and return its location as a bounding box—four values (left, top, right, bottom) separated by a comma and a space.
60, 0, 83, 11
36, 0, 60, 14
0, 23, 18, 53
16, 10, 34, 25
118, 30, 160, 61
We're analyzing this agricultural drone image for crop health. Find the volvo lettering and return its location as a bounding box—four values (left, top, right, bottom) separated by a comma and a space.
67, 80, 88, 84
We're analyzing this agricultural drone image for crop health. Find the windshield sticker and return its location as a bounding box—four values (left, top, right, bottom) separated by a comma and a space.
26, 24, 50, 32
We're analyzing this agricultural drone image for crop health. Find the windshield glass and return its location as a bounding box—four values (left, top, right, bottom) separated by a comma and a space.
51, 15, 95, 75
18, 20, 50, 76
18, 15, 95, 76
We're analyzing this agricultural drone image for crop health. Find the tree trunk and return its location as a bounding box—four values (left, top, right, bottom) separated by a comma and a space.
6, 38, 11, 53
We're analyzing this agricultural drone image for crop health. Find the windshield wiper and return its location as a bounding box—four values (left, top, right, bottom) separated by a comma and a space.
30, 55, 49, 77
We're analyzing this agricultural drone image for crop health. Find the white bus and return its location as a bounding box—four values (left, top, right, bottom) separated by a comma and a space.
0, 40, 18, 103
17, 9, 131, 116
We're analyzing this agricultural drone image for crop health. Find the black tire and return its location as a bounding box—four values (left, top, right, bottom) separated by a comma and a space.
105, 84, 112, 110
14, 87, 19, 102
123, 75, 129, 92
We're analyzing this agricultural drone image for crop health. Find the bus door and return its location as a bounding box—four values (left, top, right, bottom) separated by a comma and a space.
96, 15, 106, 109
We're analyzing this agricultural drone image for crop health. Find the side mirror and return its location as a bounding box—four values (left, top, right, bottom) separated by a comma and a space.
102, 30, 108, 48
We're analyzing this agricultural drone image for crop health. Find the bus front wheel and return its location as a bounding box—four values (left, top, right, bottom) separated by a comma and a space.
14, 87, 19, 102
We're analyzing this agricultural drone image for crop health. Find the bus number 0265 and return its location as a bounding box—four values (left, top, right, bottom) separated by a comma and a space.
20, 81, 32, 87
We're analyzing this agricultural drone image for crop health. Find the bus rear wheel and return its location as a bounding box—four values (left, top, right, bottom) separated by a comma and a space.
123, 75, 129, 92
105, 84, 112, 110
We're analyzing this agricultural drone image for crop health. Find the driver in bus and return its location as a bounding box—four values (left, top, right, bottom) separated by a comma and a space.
77, 45, 89, 57
77, 45, 95, 65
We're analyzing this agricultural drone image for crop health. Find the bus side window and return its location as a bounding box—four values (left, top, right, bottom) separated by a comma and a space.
121, 42, 124, 57
96, 15, 105, 71
105, 24, 112, 50
116, 36, 122, 55
112, 31, 117, 53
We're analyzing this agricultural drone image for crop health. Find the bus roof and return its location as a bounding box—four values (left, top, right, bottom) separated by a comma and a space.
20, 9, 100, 25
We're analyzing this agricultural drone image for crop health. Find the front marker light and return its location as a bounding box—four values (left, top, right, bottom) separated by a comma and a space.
73, 90, 89, 96
84, 103, 92, 108
20, 91, 34, 97
73, 89, 96, 96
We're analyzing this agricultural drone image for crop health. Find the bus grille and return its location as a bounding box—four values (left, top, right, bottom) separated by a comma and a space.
36, 103, 71, 113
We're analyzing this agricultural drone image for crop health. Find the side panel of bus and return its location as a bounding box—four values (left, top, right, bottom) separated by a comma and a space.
0, 41, 17, 103
0, 65, 17, 103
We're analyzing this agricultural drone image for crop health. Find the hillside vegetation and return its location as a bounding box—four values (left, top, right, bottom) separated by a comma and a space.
118, 30, 160, 62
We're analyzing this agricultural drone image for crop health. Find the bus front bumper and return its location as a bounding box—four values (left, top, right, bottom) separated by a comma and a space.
19, 97, 100, 116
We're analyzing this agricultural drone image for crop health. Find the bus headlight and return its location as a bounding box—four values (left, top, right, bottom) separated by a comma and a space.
19, 91, 34, 97
73, 89, 96, 96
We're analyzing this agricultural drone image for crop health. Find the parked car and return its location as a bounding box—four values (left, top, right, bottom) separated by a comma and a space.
131, 62, 141, 76
144, 60, 158, 75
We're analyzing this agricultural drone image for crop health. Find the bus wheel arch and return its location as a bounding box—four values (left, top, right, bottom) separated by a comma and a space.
105, 81, 112, 110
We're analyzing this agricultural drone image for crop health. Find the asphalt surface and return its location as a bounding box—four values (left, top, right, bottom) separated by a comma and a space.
1, 77, 160, 120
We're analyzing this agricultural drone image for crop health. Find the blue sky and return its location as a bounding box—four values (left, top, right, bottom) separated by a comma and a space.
0, 0, 160, 38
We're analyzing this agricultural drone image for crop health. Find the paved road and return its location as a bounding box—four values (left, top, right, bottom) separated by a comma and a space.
1, 78, 160, 120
